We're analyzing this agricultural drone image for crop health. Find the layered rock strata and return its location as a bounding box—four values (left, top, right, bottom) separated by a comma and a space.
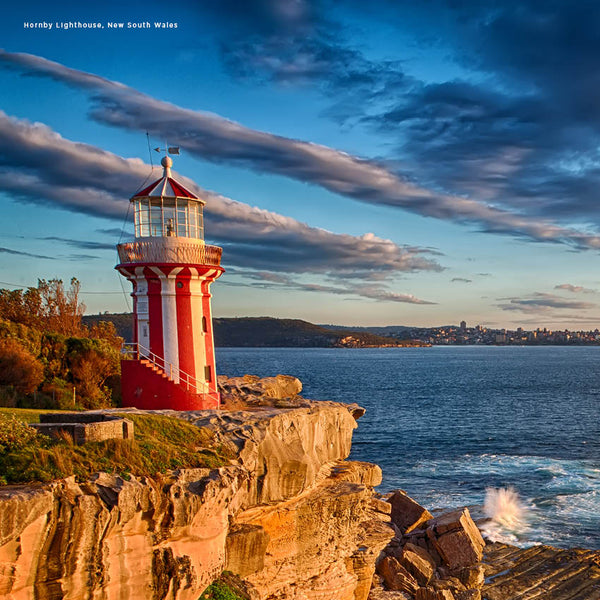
0, 393, 393, 600
483, 542, 600, 600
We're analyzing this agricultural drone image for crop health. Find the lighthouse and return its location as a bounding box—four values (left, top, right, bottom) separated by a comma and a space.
116, 155, 224, 410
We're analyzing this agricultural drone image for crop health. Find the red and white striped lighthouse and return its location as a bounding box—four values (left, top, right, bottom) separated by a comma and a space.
116, 156, 224, 410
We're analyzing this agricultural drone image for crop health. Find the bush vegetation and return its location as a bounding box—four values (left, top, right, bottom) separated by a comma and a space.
199, 572, 249, 600
0, 411, 233, 485
0, 279, 123, 409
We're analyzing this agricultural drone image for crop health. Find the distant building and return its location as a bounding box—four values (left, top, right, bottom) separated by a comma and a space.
460, 320, 467, 330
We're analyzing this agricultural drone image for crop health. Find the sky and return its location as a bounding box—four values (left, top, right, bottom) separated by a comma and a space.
1, 0, 600, 329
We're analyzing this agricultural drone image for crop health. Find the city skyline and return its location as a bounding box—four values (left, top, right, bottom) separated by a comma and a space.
2, 1, 600, 329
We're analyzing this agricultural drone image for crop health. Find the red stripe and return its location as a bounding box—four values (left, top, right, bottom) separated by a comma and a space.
132, 177, 162, 197
167, 177, 199, 199
201, 276, 216, 392
175, 268, 195, 379
132, 176, 199, 199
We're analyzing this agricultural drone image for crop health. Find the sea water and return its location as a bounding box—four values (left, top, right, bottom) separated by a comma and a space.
216, 346, 600, 549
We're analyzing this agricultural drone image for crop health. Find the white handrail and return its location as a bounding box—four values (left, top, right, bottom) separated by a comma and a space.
122, 342, 219, 401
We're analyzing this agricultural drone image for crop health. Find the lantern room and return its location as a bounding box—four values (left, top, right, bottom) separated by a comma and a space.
132, 156, 205, 239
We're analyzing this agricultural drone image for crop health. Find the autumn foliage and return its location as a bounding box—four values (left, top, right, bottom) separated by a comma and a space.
0, 279, 122, 409
0, 339, 44, 394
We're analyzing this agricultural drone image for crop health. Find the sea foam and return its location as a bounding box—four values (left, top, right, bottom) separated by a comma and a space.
481, 487, 530, 544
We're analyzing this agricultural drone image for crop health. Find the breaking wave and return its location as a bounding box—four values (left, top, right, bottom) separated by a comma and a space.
481, 487, 530, 544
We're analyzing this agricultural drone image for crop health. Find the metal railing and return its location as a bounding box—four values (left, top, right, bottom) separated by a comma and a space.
122, 342, 219, 401
117, 238, 222, 266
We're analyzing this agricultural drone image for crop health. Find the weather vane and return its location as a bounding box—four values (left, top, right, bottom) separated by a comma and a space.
153, 144, 180, 156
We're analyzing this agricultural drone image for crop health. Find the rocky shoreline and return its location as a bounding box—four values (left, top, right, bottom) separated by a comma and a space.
0, 375, 597, 599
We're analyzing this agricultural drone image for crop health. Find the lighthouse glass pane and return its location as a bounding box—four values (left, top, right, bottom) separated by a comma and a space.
163, 207, 175, 236
137, 200, 150, 237
189, 205, 199, 238
134, 203, 139, 237
177, 206, 188, 237
150, 204, 162, 237
198, 207, 204, 239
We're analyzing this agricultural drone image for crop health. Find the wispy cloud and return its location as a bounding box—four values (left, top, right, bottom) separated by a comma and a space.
451, 277, 472, 283
37, 236, 116, 251
498, 292, 596, 313
0, 246, 55, 260
227, 270, 436, 304
0, 110, 439, 304
554, 283, 596, 294
2, 50, 600, 250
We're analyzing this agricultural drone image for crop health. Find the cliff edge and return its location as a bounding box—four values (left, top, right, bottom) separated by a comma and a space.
0, 385, 393, 600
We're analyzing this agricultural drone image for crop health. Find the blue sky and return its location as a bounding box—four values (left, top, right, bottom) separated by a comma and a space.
1, 0, 600, 328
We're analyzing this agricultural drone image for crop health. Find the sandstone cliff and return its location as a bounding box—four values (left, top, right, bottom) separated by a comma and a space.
0, 388, 393, 600
1, 376, 596, 600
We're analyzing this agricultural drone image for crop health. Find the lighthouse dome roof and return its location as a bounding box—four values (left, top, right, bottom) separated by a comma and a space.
132, 173, 200, 201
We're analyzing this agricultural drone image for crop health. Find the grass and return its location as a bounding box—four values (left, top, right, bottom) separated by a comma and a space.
0, 407, 71, 423
0, 411, 233, 485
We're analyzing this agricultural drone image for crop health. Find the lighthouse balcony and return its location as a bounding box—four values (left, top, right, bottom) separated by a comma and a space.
117, 237, 222, 266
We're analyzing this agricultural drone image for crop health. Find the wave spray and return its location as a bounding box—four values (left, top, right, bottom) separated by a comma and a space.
481, 487, 529, 544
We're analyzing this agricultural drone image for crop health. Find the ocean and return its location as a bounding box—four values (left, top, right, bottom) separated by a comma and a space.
216, 346, 600, 550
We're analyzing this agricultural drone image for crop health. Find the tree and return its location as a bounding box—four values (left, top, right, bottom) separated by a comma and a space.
0, 338, 44, 395
67, 338, 119, 408
38, 278, 86, 336
0, 287, 42, 328
88, 320, 124, 351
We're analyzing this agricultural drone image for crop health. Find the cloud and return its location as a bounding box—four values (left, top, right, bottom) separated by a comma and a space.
3, 50, 600, 250
512, 315, 600, 326
451, 277, 472, 283
227, 270, 436, 304
205, 0, 409, 112
554, 283, 596, 294
38, 236, 116, 251
0, 110, 439, 304
347, 1, 600, 232
498, 292, 596, 313
0, 246, 55, 260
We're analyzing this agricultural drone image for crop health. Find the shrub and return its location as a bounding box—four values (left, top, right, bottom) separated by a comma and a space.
0, 338, 44, 394
199, 581, 245, 600
199, 572, 249, 600
0, 413, 38, 453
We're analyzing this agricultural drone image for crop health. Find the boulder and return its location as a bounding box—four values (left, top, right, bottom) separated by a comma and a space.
377, 556, 420, 595
427, 509, 485, 570
398, 542, 436, 585
218, 374, 303, 408
388, 491, 433, 534
456, 564, 484, 589
260, 375, 303, 398
415, 588, 455, 600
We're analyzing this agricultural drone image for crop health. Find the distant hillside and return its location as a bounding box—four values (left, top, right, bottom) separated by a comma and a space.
83, 314, 427, 348
214, 317, 426, 347
83, 313, 133, 342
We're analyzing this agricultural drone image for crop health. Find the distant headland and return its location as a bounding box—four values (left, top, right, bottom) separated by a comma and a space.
83, 313, 600, 347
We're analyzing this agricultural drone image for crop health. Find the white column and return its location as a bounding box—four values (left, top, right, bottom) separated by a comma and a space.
152, 266, 182, 381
